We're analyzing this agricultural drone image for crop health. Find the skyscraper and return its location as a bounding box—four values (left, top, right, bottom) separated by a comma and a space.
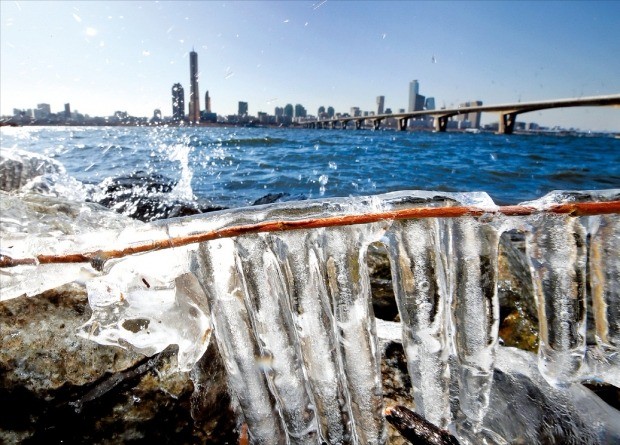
205, 90, 211, 113
188, 50, 201, 123
408, 80, 419, 112
238, 101, 248, 116
294, 104, 307, 118
284, 104, 294, 118
425, 97, 436, 111
172, 83, 185, 121
376, 96, 385, 115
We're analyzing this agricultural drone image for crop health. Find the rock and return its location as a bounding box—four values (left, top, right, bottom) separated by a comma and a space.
252, 192, 291, 206
94, 171, 227, 222
497, 230, 539, 352
0, 283, 237, 444
252, 192, 307, 206
384, 405, 460, 445
380, 340, 416, 445
368, 242, 399, 322
99, 171, 177, 195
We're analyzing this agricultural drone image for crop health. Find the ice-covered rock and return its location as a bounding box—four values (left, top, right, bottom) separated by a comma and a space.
2, 188, 619, 444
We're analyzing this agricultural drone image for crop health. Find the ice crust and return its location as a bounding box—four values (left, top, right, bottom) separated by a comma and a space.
2, 189, 620, 444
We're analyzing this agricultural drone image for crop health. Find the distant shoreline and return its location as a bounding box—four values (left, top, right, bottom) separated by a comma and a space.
1, 120, 617, 138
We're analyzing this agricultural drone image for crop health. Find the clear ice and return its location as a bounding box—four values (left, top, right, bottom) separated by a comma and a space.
2, 187, 620, 444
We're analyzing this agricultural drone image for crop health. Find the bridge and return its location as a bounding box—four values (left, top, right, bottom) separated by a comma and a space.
303, 94, 620, 134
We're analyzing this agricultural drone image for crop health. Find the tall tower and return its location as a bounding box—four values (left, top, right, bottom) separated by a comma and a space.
376, 95, 385, 115
189, 50, 201, 123
205, 90, 211, 113
408, 80, 419, 112
172, 83, 185, 121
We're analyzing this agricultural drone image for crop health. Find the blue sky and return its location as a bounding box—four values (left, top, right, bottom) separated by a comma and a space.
1, 0, 619, 130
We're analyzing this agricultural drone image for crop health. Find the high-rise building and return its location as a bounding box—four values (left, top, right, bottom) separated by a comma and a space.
205, 90, 211, 113
172, 83, 185, 121
425, 97, 436, 111
284, 104, 294, 118
327, 106, 335, 118
415, 94, 426, 112
36, 103, 51, 119
238, 101, 248, 116
408, 80, 419, 112
376, 96, 385, 115
188, 50, 200, 123
64, 103, 71, 119
294, 104, 306, 118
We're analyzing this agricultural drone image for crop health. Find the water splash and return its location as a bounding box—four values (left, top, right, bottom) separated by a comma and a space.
167, 140, 196, 201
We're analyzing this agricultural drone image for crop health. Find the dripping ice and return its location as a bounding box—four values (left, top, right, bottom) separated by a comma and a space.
2, 189, 620, 444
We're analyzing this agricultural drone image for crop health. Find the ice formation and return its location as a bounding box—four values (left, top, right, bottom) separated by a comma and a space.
1, 188, 619, 444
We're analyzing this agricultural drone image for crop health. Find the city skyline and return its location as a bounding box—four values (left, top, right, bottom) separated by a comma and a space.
1, 1, 620, 131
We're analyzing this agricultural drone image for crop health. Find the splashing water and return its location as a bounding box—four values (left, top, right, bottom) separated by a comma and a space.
166, 140, 196, 201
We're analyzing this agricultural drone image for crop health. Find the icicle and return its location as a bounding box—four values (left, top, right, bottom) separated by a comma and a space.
234, 234, 319, 444
450, 216, 501, 429
587, 214, 620, 385
322, 225, 387, 444
386, 218, 451, 429
193, 239, 287, 445
526, 214, 587, 386
588, 214, 620, 351
274, 230, 354, 444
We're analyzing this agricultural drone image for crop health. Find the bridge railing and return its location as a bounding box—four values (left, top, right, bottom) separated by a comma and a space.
304, 94, 620, 133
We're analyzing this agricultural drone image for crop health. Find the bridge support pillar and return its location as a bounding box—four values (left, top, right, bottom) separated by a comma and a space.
397, 117, 408, 131
355, 120, 362, 130
434, 116, 448, 132
331, 121, 337, 129
341, 121, 348, 130
498, 112, 517, 134
373, 119, 382, 130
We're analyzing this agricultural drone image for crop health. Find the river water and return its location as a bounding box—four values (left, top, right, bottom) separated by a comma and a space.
1, 126, 619, 208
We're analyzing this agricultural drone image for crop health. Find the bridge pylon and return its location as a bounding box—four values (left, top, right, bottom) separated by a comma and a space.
498, 112, 518, 134
434, 116, 449, 132
397, 117, 409, 131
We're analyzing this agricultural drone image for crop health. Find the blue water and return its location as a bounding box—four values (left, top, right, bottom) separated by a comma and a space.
2, 126, 619, 206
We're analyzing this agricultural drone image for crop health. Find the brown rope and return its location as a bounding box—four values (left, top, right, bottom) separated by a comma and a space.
1, 200, 618, 271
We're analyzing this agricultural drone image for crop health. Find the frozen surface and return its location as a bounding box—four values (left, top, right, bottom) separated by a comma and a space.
2, 188, 620, 444
0, 191, 143, 301
78, 247, 211, 372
